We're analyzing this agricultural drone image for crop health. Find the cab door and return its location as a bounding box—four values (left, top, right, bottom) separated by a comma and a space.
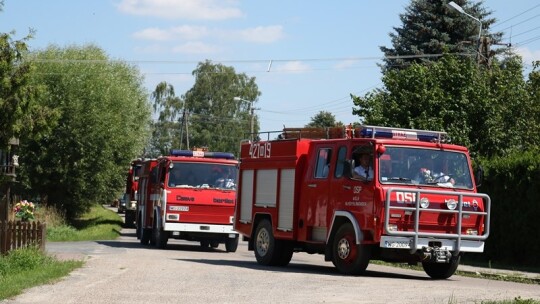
299, 143, 333, 242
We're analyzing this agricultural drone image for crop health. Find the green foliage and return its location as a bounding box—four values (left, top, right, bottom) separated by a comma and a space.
0, 246, 83, 300
18, 45, 151, 218
380, 0, 500, 71
147, 82, 184, 156
305, 111, 343, 128
47, 204, 123, 242
147, 61, 261, 156
479, 149, 540, 267
352, 54, 538, 158
183, 60, 261, 154
0, 24, 50, 150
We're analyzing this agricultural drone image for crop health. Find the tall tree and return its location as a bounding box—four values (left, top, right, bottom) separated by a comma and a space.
0, 2, 50, 151
148, 82, 184, 157
20, 45, 151, 218
305, 111, 343, 128
352, 54, 537, 157
182, 60, 261, 154
380, 0, 500, 71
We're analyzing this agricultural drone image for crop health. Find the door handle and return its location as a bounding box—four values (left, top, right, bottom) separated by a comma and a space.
343, 185, 351, 190
308, 184, 317, 188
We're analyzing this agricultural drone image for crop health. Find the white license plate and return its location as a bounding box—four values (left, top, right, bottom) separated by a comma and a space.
169, 206, 189, 211
384, 241, 411, 248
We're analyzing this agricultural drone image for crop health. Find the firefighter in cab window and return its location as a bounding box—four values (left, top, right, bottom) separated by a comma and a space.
353, 149, 373, 181
215, 167, 236, 189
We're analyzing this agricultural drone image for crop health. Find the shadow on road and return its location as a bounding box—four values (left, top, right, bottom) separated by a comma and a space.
178, 257, 430, 281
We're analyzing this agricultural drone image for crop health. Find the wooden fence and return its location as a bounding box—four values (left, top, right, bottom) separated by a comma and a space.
0, 221, 46, 254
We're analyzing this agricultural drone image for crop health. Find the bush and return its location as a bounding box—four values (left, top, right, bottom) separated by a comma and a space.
478, 149, 540, 268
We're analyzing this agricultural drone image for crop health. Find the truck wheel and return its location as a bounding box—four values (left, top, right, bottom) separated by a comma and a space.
254, 219, 277, 265
225, 235, 239, 252
125, 212, 135, 228
210, 241, 220, 248
275, 242, 293, 266
140, 227, 151, 245
152, 220, 168, 249
332, 223, 370, 275
422, 255, 460, 279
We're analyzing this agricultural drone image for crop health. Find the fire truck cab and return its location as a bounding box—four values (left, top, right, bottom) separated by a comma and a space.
136, 149, 240, 252
234, 126, 490, 279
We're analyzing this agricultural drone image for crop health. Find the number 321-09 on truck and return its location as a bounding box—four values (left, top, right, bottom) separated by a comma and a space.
234, 125, 490, 279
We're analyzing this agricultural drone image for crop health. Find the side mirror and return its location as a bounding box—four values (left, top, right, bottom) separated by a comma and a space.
475, 165, 484, 187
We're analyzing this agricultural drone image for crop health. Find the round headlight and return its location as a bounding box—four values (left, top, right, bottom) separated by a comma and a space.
420, 197, 430, 209
446, 199, 458, 210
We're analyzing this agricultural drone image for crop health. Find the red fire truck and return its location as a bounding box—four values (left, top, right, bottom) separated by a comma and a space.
124, 159, 143, 228
234, 125, 490, 279
136, 149, 240, 252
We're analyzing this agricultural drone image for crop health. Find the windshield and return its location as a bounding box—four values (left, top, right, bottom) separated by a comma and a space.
379, 147, 473, 189
168, 162, 237, 190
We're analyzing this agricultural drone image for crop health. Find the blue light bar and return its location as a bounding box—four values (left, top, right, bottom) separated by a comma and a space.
169, 149, 235, 159
359, 126, 447, 143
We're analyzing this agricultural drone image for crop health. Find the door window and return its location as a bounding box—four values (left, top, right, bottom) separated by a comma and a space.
315, 148, 332, 178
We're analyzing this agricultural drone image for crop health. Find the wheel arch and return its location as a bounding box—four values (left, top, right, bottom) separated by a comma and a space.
325, 211, 363, 261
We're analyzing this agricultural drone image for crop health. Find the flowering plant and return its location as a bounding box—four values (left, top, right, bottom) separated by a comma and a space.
13, 200, 36, 222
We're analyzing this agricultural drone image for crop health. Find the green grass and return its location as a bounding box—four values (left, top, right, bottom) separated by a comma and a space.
0, 204, 121, 300
0, 246, 83, 300
47, 204, 123, 241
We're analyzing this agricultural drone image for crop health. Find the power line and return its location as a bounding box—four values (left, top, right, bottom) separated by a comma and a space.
492, 4, 540, 29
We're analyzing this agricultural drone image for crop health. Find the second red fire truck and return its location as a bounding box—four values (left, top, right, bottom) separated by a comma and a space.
123, 159, 143, 228
234, 125, 490, 279
136, 149, 240, 252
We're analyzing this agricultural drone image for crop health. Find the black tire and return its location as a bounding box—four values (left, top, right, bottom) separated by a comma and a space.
124, 212, 134, 228
254, 219, 277, 265
254, 219, 291, 266
422, 255, 461, 279
210, 241, 220, 248
225, 235, 239, 252
152, 217, 168, 249
200, 240, 210, 248
140, 227, 151, 245
332, 223, 370, 275
275, 242, 294, 266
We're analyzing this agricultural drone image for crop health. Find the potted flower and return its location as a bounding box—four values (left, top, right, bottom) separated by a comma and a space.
13, 200, 36, 222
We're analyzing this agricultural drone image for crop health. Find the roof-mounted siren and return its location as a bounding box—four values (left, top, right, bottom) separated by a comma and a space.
169, 149, 235, 159
359, 126, 449, 143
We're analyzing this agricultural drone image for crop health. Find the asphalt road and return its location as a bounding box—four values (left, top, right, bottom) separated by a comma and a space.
3, 224, 540, 303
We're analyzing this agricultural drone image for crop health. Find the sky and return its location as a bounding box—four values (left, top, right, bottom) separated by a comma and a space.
2, 0, 540, 133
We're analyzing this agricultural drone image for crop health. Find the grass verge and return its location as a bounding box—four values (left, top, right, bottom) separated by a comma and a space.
0, 246, 84, 300
47, 204, 123, 241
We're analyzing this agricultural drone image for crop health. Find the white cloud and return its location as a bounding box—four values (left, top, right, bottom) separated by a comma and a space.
133, 25, 209, 41
132, 28, 173, 41
274, 61, 311, 73
117, 0, 242, 20
133, 25, 285, 44
238, 25, 284, 44
172, 41, 221, 54
515, 46, 540, 64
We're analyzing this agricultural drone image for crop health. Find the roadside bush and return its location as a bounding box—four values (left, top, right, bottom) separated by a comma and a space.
478, 149, 540, 268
